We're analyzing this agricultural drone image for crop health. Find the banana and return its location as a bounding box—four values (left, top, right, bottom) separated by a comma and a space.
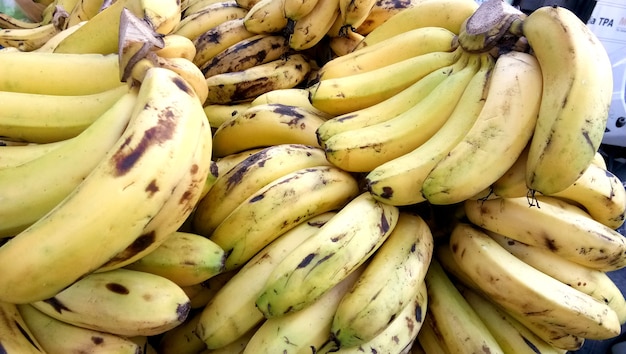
202, 34, 290, 78
424, 258, 504, 354
123, 231, 225, 287
365, 53, 494, 206
283, 0, 319, 20
17, 303, 143, 354
417, 312, 450, 354
33, 19, 86, 52
338, 0, 376, 33
200, 323, 262, 354
183, 0, 236, 16
212, 146, 266, 174
488, 231, 626, 324
549, 163, 626, 230
320, 281, 427, 354
155, 34, 197, 60
315, 53, 462, 142
196, 212, 336, 349
0, 88, 137, 238
309, 49, 460, 115
0, 301, 44, 354
235, 0, 263, 10
204, 102, 252, 128
191, 17, 256, 69
53, 0, 181, 54
331, 212, 433, 347
255, 192, 399, 318
464, 195, 626, 272
354, 0, 420, 35
287, 0, 340, 50
173, 0, 248, 41
0, 22, 61, 51
249, 88, 323, 113
158, 311, 208, 354
183, 270, 236, 309
30, 268, 190, 337
317, 26, 456, 80
64, 0, 104, 28
0, 84, 129, 143
211, 102, 325, 157
243, 263, 364, 354
458, 285, 568, 354
421, 50, 542, 205
193, 144, 331, 236
0, 51, 122, 95
328, 30, 363, 56
0, 12, 44, 29
242, 0, 288, 34
0, 67, 208, 303
204, 53, 312, 104
449, 222, 621, 342
210, 165, 359, 270
487, 143, 530, 199
357, 0, 478, 48
523, 6, 614, 195
0, 140, 65, 169
321, 52, 478, 172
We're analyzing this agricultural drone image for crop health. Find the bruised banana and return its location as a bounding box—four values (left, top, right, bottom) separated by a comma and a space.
30, 268, 190, 337
211, 102, 325, 157
197, 212, 336, 349
210, 165, 359, 271
192, 18, 256, 69
331, 212, 433, 347
204, 53, 312, 104
365, 53, 494, 206
321, 51, 478, 173
354, 0, 422, 35
287, 0, 340, 50
421, 50, 542, 205
523, 6, 614, 195
255, 192, 399, 318
193, 144, 331, 236
173, 0, 248, 40
449, 222, 621, 343
464, 195, 626, 271
0, 67, 208, 303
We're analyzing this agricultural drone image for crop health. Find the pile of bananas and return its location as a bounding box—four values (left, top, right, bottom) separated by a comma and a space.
1, 0, 625, 352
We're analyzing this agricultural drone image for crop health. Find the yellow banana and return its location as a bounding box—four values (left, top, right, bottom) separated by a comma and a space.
0, 140, 66, 169
242, 0, 288, 34
523, 6, 614, 195
192, 17, 256, 69
287, 0, 340, 50
417, 312, 451, 354
0, 301, 44, 354
354, 0, 421, 35
33, 19, 86, 52
64, 0, 105, 27
283, 0, 320, 20
157, 311, 207, 354
173, 0, 248, 41
203, 102, 252, 128
0, 22, 61, 51
338, 0, 377, 33
328, 29, 364, 56
182, 0, 237, 16
421, 50, 542, 205
154, 33, 197, 60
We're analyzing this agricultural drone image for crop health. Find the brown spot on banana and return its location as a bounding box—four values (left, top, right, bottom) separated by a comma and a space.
297, 253, 316, 268
101, 231, 157, 266
176, 302, 191, 322
91, 337, 104, 345
106, 283, 130, 295
42, 298, 71, 314
172, 76, 195, 97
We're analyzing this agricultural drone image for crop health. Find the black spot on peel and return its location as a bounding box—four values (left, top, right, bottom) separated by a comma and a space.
226, 150, 269, 189
249, 194, 264, 203
379, 212, 391, 234
112, 105, 178, 176
521, 335, 541, 353
106, 283, 130, 295
42, 297, 71, 314
172, 76, 193, 96
145, 179, 159, 197
177, 302, 191, 322
105, 232, 157, 265
271, 104, 305, 120
297, 253, 316, 268
14, 320, 40, 350
91, 336, 104, 345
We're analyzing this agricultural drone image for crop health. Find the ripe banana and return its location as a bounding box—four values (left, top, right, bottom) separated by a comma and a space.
250, 88, 327, 115
309, 49, 460, 115
242, 0, 288, 34
458, 285, 567, 354
317, 26, 456, 81
155, 33, 197, 60
489, 231, 626, 324
33, 19, 87, 52
449, 222, 621, 341
64, 0, 105, 28
284, 0, 320, 20
201, 323, 261, 354
0, 67, 208, 303
30, 268, 190, 336
196, 212, 336, 349
173, 0, 248, 41
0, 89, 137, 238
523, 6, 614, 195
243, 263, 364, 354
212, 146, 266, 174
321, 281, 427, 354
0, 301, 44, 354
321, 52, 478, 172
315, 54, 460, 143
338, 0, 377, 33
0, 22, 61, 51
0, 140, 65, 169
123, 231, 225, 286
0, 12, 44, 29
0, 51, 123, 95
193, 144, 331, 236
416, 312, 450, 354
421, 50, 543, 205
157, 311, 207, 354
204, 53, 312, 104
54, 0, 181, 54
354, 0, 420, 35
203, 102, 252, 128
183, 0, 234, 15
0, 84, 129, 143
202, 33, 290, 77
488, 143, 531, 198
464, 195, 626, 271
255, 192, 399, 318
328, 29, 364, 56
331, 212, 433, 347
211, 102, 325, 157
424, 258, 504, 354
365, 53, 494, 205
209, 165, 359, 270
358, 0, 478, 48
17, 303, 143, 354
287, 0, 340, 50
